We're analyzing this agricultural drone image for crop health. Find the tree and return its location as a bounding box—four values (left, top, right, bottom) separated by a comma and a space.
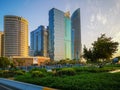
83, 46, 94, 62
83, 34, 119, 63
0, 57, 10, 69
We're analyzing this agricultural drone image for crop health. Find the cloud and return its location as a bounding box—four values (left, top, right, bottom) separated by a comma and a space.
96, 13, 107, 25
90, 14, 95, 22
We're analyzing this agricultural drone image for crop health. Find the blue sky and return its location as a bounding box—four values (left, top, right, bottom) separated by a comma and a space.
0, 0, 120, 56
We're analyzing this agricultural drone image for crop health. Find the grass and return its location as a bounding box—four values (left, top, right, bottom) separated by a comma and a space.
14, 64, 120, 90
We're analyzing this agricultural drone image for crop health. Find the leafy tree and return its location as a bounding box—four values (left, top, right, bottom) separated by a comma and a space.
0, 57, 10, 69
83, 46, 94, 62
83, 34, 119, 63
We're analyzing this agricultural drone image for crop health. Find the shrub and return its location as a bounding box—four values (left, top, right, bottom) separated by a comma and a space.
31, 71, 44, 77
73, 67, 115, 73
0, 70, 3, 77
55, 68, 76, 76
2, 70, 15, 78
15, 70, 25, 75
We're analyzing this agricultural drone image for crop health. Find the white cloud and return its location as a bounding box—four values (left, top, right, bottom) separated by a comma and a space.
96, 14, 107, 25
90, 14, 95, 22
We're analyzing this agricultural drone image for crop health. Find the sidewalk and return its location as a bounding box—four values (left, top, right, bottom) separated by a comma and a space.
109, 69, 120, 73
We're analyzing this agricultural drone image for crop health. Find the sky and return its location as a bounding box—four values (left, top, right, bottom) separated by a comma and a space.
0, 0, 120, 57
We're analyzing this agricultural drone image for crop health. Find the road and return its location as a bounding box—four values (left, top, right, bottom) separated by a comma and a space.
0, 83, 20, 90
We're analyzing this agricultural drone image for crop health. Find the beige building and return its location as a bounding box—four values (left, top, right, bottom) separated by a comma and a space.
0, 32, 4, 56
4, 15, 28, 57
12, 56, 50, 66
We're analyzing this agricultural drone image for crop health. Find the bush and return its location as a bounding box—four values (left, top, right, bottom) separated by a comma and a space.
2, 70, 15, 78
15, 70, 25, 75
73, 67, 115, 73
55, 68, 76, 76
0, 70, 3, 77
31, 71, 44, 77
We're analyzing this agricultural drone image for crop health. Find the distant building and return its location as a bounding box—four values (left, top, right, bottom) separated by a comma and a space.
30, 25, 48, 57
12, 56, 50, 66
0, 32, 4, 56
71, 8, 81, 60
49, 8, 65, 60
4, 15, 28, 57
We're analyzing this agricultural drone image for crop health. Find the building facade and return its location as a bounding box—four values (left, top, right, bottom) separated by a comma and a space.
30, 25, 48, 57
0, 32, 4, 57
4, 15, 28, 57
12, 56, 50, 66
64, 12, 72, 59
71, 8, 81, 60
49, 8, 65, 60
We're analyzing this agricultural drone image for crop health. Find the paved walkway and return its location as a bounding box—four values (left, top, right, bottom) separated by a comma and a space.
109, 69, 120, 73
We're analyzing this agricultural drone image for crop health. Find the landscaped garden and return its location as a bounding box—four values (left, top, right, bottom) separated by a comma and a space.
0, 34, 120, 90
1, 64, 120, 90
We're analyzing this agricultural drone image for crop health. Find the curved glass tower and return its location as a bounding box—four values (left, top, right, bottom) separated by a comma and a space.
4, 15, 28, 57
71, 8, 81, 60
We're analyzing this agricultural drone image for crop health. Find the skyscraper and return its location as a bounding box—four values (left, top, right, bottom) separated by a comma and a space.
71, 8, 81, 60
30, 25, 48, 57
4, 15, 28, 57
49, 8, 65, 60
0, 32, 4, 56
64, 11, 72, 59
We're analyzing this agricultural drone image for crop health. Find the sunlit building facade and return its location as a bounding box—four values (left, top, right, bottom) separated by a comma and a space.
64, 12, 72, 59
0, 32, 4, 56
30, 25, 48, 57
49, 8, 65, 60
4, 15, 28, 57
71, 8, 81, 60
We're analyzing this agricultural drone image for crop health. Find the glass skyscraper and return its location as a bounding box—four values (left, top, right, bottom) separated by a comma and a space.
49, 8, 81, 61
71, 8, 81, 60
64, 12, 71, 59
30, 25, 48, 57
49, 8, 65, 60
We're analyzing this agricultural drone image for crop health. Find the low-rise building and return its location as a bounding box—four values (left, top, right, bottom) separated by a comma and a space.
12, 56, 50, 66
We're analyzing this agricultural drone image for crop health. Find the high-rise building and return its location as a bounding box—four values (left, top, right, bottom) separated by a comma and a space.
49, 8, 65, 60
71, 8, 81, 60
0, 32, 4, 56
49, 8, 81, 61
30, 25, 48, 57
64, 12, 72, 59
4, 15, 28, 57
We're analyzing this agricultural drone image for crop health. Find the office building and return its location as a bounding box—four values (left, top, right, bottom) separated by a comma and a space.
71, 8, 81, 60
49, 8, 81, 60
0, 32, 4, 56
49, 8, 65, 60
4, 15, 28, 57
64, 11, 72, 59
30, 25, 48, 57
12, 56, 50, 66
